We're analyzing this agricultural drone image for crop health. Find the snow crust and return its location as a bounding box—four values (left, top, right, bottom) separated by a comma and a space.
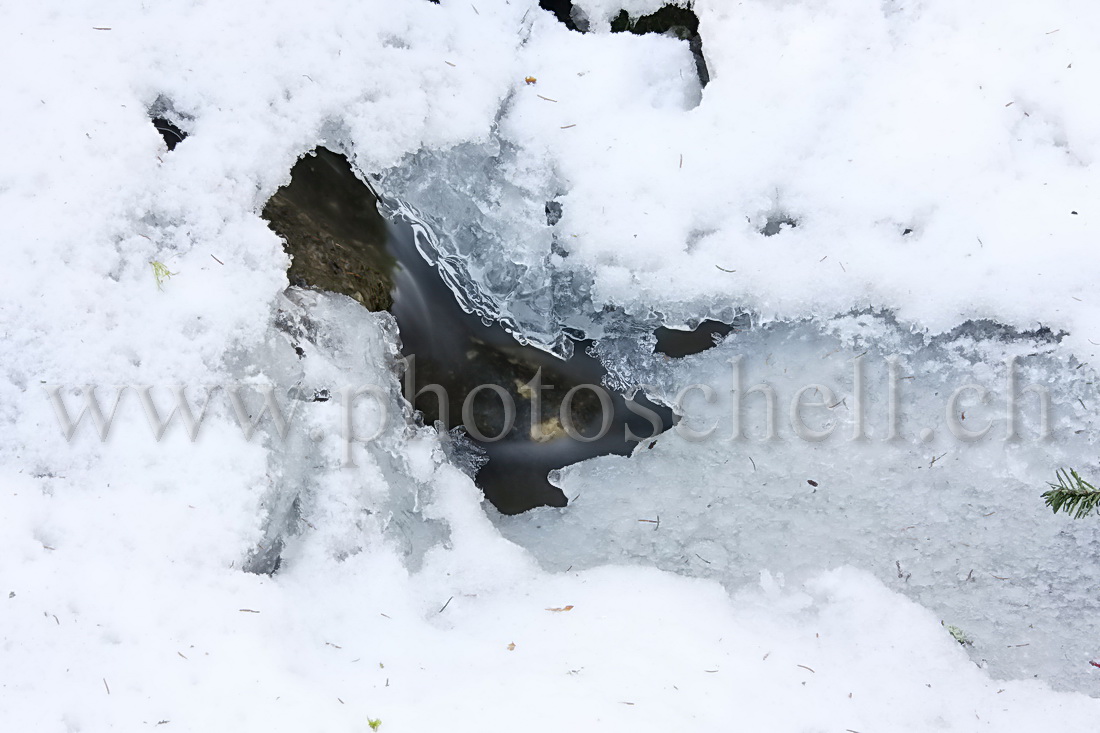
4, 0, 1100, 729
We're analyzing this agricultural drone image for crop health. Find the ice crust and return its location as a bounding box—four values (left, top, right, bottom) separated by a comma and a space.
499, 314, 1100, 692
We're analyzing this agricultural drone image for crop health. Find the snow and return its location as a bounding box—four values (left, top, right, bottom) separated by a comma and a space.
3, 0, 1100, 730
398, 0, 1100, 357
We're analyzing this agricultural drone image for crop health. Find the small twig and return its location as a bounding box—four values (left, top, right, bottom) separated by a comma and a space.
239, 608, 260, 613
103, 678, 111, 694
560, 124, 576, 129
536, 94, 558, 102
715, 265, 735, 273
445, 61, 456, 67
439, 596, 453, 613
210, 254, 224, 265
797, 664, 816, 673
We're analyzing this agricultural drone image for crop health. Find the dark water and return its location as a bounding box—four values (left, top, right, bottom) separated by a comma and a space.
264, 149, 676, 514
654, 320, 740, 359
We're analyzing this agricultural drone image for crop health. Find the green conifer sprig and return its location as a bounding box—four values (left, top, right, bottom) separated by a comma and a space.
1042, 469, 1100, 519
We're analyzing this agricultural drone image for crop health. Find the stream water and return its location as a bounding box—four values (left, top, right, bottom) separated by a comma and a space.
264, 148, 676, 514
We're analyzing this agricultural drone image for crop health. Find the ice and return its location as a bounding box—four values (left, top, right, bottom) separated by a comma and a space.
239, 288, 453, 573
374, 10, 704, 356
375, 140, 566, 353
498, 312, 1100, 691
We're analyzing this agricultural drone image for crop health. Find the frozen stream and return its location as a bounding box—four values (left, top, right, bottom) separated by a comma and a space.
264, 142, 1100, 693
266, 143, 1100, 694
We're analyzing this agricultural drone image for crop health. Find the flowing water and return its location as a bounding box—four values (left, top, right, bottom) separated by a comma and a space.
264, 148, 676, 514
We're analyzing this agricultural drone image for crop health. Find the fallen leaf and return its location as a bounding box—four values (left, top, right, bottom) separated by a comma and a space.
546, 605, 574, 612
525, 76, 537, 84
507, 642, 516, 651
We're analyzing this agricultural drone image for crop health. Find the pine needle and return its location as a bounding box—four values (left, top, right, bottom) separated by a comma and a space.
1042, 468, 1100, 519
150, 260, 177, 290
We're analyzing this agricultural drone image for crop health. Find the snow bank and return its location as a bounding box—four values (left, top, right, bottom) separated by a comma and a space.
398, 0, 1100, 359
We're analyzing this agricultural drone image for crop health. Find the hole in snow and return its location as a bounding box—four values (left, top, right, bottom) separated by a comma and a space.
148, 97, 190, 151
152, 118, 186, 150
545, 200, 563, 226
541, 2, 707, 87
262, 148, 675, 514
760, 213, 798, 237
611, 5, 709, 87
654, 318, 747, 358
539, 0, 589, 32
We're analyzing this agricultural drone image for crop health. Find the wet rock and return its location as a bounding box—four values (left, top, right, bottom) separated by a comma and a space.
263, 149, 395, 312
262, 148, 674, 514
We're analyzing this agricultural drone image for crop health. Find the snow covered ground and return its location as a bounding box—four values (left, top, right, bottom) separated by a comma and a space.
4, 0, 1100, 730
